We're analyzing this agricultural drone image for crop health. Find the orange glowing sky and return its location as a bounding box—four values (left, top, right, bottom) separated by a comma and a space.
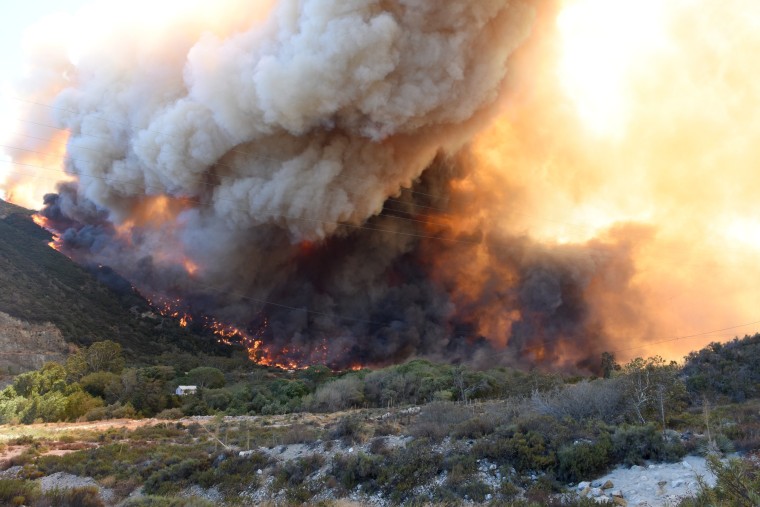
468, 0, 760, 360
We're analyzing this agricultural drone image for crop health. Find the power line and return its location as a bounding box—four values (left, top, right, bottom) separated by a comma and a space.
611, 320, 760, 354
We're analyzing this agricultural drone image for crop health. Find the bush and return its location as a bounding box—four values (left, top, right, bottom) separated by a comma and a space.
379, 439, 443, 502
612, 424, 685, 466
331, 452, 383, 491
451, 415, 497, 440
41, 486, 105, 507
155, 408, 184, 420
143, 459, 207, 495
282, 423, 320, 445
307, 376, 364, 412
410, 402, 473, 442
531, 379, 625, 423
329, 416, 368, 445
0, 479, 40, 505
274, 454, 325, 489
557, 437, 613, 482
122, 497, 215, 507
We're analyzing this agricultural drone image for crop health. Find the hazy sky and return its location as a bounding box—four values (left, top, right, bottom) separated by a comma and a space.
0, 0, 88, 82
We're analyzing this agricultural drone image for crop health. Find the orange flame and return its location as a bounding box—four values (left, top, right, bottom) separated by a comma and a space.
31, 213, 63, 251
147, 295, 314, 370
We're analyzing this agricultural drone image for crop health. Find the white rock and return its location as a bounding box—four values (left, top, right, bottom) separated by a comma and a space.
578, 481, 591, 491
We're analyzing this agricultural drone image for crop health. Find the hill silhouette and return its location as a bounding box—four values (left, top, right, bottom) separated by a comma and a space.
0, 198, 223, 365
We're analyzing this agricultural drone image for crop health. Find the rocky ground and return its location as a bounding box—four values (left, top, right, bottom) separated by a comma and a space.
0, 416, 725, 506
575, 455, 717, 507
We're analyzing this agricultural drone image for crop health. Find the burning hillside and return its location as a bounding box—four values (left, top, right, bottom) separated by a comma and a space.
2, 0, 760, 371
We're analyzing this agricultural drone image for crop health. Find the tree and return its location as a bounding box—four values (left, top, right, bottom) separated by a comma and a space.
185, 367, 225, 389
600, 352, 621, 379
66, 340, 125, 381
621, 356, 686, 428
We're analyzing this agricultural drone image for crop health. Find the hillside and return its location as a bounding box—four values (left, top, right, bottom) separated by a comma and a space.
0, 199, 225, 373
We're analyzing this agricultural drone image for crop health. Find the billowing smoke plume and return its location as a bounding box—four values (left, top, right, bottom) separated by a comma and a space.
6, 0, 760, 370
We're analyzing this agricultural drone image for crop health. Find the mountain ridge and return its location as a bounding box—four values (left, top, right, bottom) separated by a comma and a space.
0, 198, 225, 376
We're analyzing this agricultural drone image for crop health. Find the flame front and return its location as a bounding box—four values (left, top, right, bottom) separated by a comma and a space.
31, 213, 63, 251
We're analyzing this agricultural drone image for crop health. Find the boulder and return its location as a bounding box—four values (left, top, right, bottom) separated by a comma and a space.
602, 480, 614, 490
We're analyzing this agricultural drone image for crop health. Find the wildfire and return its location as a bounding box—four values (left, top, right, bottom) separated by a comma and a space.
147, 295, 311, 370
31, 213, 63, 251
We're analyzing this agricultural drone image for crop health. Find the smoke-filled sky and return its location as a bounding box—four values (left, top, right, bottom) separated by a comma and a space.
1, 0, 759, 371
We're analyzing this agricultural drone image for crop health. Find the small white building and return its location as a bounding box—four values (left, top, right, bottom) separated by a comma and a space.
175, 385, 198, 396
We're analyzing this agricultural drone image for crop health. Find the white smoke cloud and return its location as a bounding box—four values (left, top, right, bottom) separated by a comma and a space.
49, 0, 534, 241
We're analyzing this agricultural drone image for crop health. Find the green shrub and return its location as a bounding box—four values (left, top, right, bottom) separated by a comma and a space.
331, 452, 383, 491
42, 486, 104, 507
203, 452, 268, 493
329, 415, 368, 445
410, 402, 473, 442
274, 454, 325, 489
379, 439, 443, 502
142, 458, 209, 495
155, 408, 184, 420
612, 424, 685, 466
122, 496, 215, 507
451, 415, 497, 440
282, 423, 320, 444
556, 437, 613, 482
452, 479, 492, 503
0, 479, 40, 505
472, 429, 557, 473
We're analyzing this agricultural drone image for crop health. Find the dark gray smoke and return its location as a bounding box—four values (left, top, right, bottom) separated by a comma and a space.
31, 0, 641, 372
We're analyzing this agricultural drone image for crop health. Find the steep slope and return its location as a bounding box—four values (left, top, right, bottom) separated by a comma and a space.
0, 199, 223, 369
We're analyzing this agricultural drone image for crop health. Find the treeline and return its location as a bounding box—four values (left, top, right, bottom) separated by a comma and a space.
0, 342, 564, 423
2, 333, 760, 425
682, 333, 760, 401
